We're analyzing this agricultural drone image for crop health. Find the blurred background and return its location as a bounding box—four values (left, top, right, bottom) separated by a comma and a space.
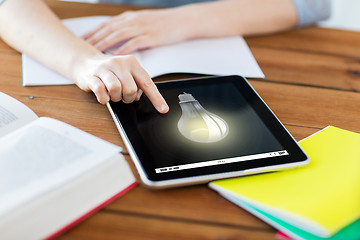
58, 0, 360, 32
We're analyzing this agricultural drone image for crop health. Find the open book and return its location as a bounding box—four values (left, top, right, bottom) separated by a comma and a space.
210, 126, 360, 240
22, 16, 264, 86
0, 92, 137, 239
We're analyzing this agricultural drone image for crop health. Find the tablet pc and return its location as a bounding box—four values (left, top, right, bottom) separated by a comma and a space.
108, 75, 309, 188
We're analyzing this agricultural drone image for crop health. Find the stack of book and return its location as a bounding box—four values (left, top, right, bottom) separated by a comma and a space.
210, 126, 360, 240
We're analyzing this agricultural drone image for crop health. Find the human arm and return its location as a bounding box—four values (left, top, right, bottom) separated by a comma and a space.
84, 0, 299, 55
0, 0, 168, 113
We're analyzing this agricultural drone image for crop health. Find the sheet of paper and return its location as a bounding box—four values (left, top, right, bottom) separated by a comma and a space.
318, 0, 360, 31
137, 36, 264, 78
22, 16, 264, 86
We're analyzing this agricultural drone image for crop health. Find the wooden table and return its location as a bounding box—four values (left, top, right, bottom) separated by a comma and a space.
1, 1, 359, 239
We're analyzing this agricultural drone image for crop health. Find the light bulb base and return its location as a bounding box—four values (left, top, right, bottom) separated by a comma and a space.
178, 93, 196, 103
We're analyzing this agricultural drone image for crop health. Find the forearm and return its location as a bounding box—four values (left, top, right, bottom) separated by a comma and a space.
0, 0, 101, 81
174, 0, 298, 39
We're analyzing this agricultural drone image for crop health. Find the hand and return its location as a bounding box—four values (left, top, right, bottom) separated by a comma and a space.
73, 53, 169, 113
83, 9, 191, 54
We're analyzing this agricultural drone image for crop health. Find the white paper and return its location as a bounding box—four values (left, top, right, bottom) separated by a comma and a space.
137, 36, 264, 78
22, 16, 264, 86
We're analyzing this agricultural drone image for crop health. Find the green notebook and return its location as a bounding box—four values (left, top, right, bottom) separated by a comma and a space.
221, 192, 360, 240
210, 126, 360, 239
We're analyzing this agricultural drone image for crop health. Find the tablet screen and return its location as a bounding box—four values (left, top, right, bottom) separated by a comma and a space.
109, 75, 307, 182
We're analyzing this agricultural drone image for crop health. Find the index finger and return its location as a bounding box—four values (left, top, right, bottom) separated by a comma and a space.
133, 68, 169, 114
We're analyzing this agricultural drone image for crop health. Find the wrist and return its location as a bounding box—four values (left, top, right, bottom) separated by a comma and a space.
70, 47, 104, 87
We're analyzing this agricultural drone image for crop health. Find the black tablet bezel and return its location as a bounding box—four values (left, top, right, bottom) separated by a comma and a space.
109, 75, 308, 183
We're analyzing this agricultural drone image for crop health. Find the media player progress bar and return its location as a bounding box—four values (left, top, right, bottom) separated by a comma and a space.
155, 150, 289, 173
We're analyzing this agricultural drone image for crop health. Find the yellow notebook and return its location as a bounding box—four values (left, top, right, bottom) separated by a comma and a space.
210, 126, 360, 238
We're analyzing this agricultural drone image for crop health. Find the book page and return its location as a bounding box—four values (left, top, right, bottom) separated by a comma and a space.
0, 92, 38, 137
22, 16, 264, 86
0, 117, 122, 216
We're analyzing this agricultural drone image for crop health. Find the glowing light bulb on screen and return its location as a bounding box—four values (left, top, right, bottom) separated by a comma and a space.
177, 93, 228, 143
